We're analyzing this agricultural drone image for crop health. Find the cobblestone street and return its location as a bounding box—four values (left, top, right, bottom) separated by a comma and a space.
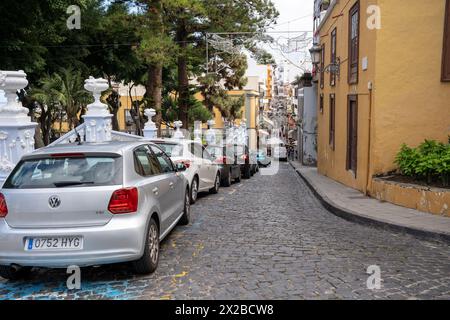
0, 163, 449, 300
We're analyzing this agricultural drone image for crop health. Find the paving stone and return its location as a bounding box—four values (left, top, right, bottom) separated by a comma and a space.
0, 163, 449, 300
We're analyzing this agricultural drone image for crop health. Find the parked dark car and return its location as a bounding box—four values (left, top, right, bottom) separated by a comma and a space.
206, 144, 241, 187
232, 144, 253, 179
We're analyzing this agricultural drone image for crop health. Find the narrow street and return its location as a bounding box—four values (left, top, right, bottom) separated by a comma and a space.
0, 162, 448, 300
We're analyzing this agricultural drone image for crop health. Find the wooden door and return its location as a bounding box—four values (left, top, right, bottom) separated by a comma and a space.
347, 95, 358, 176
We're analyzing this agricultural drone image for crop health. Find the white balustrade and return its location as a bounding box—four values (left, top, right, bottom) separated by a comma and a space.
0, 70, 37, 182
82, 77, 112, 143
172, 120, 184, 139
143, 108, 157, 139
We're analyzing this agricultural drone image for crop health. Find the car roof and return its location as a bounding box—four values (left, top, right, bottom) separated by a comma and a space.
150, 138, 196, 145
26, 141, 153, 157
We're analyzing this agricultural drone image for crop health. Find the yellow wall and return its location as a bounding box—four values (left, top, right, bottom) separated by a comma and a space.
317, 0, 450, 194
53, 95, 140, 133
372, 0, 450, 176
317, 0, 378, 192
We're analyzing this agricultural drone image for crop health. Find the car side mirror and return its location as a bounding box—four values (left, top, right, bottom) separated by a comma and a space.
176, 162, 187, 172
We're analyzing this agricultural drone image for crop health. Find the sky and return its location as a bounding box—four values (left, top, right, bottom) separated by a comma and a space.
246, 0, 315, 83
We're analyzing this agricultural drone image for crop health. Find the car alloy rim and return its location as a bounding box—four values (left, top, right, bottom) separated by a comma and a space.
215, 175, 220, 190
192, 180, 198, 201
149, 224, 159, 264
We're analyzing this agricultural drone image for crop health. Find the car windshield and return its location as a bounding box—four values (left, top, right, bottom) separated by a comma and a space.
155, 143, 183, 157
3, 155, 122, 189
206, 146, 223, 158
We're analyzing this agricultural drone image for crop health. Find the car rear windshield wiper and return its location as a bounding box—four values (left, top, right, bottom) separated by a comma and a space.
53, 181, 95, 187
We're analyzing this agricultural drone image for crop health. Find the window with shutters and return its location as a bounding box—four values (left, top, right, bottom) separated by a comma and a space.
330, 28, 337, 86
329, 94, 336, 150
442, 0, 450, 81
348, 2, 359, 84
320, 43, 325, 89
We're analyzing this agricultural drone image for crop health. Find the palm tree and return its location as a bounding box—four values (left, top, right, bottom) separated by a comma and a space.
57, 68, 92, 130
30, 74, 65, 145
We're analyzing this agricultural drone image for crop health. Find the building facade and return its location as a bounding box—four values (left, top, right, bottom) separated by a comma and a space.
315, 0, 450, 194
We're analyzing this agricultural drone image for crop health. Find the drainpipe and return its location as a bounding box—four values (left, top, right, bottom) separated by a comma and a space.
365, 82, 373, 196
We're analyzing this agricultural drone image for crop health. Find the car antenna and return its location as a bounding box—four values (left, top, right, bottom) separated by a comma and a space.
74, 126, 82, 145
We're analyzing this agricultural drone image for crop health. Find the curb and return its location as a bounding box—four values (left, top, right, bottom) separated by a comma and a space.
289, 162, 450, 244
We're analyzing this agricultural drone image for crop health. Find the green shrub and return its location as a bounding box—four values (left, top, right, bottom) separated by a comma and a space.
395, 139, 450, 187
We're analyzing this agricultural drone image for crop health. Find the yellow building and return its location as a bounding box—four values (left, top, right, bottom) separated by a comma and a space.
316, 0, 450, 198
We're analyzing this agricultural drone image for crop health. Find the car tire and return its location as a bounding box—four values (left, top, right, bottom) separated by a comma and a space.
209, 173, 220, 194
243, 166, 251, 179
133, 218, 159, 275
190, 176, 199, 204
222, 169, 232, 187
0, 265, 32, 281
234, 171, 241, 183
178, 188, 191, 225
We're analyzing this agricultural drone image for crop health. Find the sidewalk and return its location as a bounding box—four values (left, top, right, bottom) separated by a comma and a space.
289, 161, 450, 243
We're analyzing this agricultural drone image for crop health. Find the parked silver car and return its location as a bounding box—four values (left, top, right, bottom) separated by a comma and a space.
0, 141, 190, 279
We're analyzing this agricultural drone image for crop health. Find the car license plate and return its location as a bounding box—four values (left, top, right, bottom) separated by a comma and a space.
25, 237, 83, 251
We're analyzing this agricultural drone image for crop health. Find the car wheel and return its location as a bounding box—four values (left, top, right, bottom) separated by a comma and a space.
209, 173, 220, 194
222, 169, 232, 187
0, 265, 32, 280
133, 218, 159, 275
234, 170, 241, 183
178, 188, 191, 225
190, 177, 199, 204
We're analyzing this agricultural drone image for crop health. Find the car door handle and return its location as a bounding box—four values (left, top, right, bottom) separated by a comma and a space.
169, 182, 174, 188
152, 187, 159, 195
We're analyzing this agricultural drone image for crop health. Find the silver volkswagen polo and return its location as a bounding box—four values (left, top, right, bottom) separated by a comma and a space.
0, 141, 190, 279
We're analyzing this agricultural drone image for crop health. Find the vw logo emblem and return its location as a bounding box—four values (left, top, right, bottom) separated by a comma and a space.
48, 195, 61, 209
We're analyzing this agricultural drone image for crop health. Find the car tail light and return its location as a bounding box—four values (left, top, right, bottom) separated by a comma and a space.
51, 153, 85, 158
241, 154, 249, 161
0, 193, 8, 218
214, 156, 227, 164
175, 160, 191, 168
108, 188, 138, 214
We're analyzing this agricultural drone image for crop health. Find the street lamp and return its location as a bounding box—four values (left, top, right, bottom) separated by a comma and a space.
309, 44, 322, 66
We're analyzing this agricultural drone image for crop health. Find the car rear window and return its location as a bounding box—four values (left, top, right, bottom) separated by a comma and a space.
3, 155, 123, 189
207, 146, 235, 159
154, 143, 183, 157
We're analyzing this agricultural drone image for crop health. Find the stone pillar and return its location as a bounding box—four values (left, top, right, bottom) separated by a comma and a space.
205, 119, 216, 145
143, 108, 157, 139
239, 118, 248, 146
82, 77, 112, 143
0, 70, 38, 181
194, 121, 202, 144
